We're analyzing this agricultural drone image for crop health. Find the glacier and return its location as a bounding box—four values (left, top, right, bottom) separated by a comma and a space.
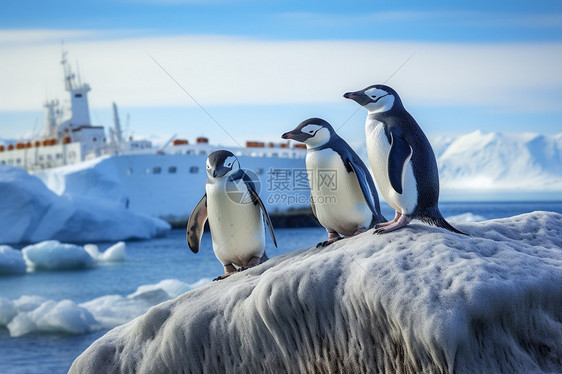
0, 165, 170, 244
70, 211, 562, 374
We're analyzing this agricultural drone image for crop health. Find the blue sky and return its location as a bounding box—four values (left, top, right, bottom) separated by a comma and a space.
0, 0, 561, 146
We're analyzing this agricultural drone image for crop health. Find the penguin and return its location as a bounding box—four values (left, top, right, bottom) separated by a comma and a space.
282, 118, 386, 247
343, 84, 466, 235
187, 150, 277, 280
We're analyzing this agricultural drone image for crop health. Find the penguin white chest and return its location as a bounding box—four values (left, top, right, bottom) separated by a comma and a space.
306, 149, 372, 236
205, 181, 265, 267
365, 119, 418, 215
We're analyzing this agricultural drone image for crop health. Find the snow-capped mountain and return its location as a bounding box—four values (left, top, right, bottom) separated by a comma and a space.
354, 131, 562, 195
432, 131, 562, 192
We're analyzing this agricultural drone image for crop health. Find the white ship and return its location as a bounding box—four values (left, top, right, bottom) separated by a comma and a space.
0, 51, 310, 225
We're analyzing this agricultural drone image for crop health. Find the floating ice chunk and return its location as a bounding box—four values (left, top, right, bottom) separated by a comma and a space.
7, 299, 97, 337
0, 278, 211, 337
22, 240, 93, 270
0, 298, 16, 326
99, 241, 126, 262
83, 244, 100, 259
84, 242, 126, 263
446, 212, 486, 222
13, 295, 48, 312
0, 245, 26, 275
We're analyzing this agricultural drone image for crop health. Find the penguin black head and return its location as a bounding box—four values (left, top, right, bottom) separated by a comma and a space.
343, 84, 402, 113
282, 118, 335, 149
206, 150, 240, 179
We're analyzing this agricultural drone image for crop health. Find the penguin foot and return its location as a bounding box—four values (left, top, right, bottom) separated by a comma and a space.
375, 212, 402, 228
374, 214, 412, 234
213, 273, 235, 281
214, 264, 237, 281
352, 228, 367, 236
316, 236, 343, 248
238, 256, 261, 272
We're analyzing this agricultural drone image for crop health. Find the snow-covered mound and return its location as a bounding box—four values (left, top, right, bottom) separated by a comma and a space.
0, 278, 211, 337
433, 131, 562, 192
0, 165, 170, 244
71, 212, 562, 374
0, 245, 26, 275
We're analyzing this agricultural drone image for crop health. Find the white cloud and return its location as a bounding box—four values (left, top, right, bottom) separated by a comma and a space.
0, 31, 561, 114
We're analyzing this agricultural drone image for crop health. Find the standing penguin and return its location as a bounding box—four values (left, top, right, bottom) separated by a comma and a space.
344, 84, 466, 235
282, 118, 386, 246
187, 150, 277, 280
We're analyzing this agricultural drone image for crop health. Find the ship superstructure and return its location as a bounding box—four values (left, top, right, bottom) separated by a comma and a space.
0, 51, 309, 224
0, 50, 305, 170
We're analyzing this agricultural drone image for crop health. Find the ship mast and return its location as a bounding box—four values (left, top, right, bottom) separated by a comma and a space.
57, 49, 92, 137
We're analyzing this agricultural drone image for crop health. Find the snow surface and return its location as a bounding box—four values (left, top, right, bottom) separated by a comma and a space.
0, 278, 211, 337
0, 245, 26, 275
0, 165, 170, 244
71, 212, 562, 374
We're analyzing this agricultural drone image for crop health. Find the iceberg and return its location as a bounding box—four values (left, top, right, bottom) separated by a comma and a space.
70, 212, 562, 373
0, 165, 170, 244
0, 245, 26, 274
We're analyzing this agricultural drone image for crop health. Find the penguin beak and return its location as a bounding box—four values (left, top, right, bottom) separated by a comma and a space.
281, 131, 295, 139
344, 91, 370, 106
282, 130, 309, 143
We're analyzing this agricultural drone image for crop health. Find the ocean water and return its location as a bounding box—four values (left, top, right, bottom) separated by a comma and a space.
1, 201, 561, 374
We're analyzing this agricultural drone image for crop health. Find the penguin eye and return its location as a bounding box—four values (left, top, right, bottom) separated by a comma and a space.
309, 130, 314, 134
227, 163, 232, 167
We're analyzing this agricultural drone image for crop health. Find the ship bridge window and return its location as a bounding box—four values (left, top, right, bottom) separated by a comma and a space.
190, 166, 199, 174
153, 167, 162, 174
168, 166, 177, 174
199, 151, 206, 155
16, 158, 22, 164
74, 93, 82, 98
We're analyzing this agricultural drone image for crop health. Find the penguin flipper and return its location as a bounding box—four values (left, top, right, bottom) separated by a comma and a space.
346, 159, 379, 217
186, 194, 208, 253
248, 187, 278, 248
388, 133, 413, 195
